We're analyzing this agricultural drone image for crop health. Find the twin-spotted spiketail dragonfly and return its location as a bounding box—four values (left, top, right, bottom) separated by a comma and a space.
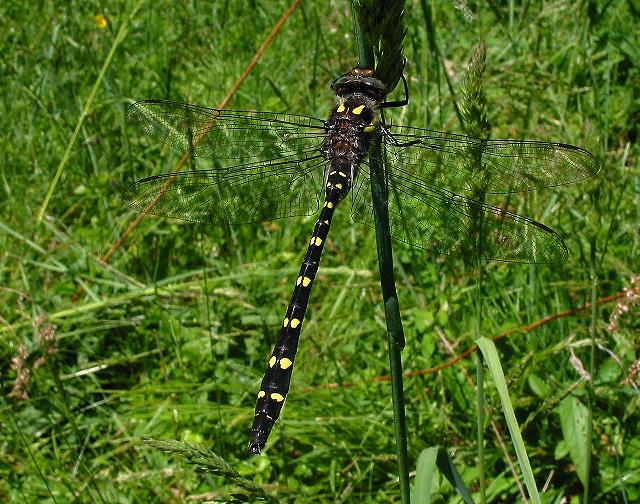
124, 67, 599, 454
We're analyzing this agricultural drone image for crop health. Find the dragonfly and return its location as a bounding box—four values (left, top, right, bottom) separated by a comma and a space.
124, 67, 599, 454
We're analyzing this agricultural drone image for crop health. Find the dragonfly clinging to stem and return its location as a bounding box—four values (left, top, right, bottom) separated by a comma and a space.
124, 66, 599, 454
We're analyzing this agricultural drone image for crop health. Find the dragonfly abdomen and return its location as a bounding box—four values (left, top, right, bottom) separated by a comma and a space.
248, 178, 350, 454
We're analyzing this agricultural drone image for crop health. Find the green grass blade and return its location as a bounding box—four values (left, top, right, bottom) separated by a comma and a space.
477, 337, 541, 504
352, 2, 410, 502
36, 0, 145, 223
435, 448, 476, 504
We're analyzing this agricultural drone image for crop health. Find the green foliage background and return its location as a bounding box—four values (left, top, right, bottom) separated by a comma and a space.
1, 0, 638, 502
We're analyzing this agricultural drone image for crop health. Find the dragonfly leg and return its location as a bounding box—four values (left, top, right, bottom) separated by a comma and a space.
379, 72, 409, 110
380, 123, 421, 148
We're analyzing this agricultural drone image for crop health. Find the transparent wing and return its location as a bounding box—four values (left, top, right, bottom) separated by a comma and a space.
352, 162, 568, 264
126, 100, 329, 225
127, 100, 326, 162
386, 125, 600, 194
123, 154, 326, 225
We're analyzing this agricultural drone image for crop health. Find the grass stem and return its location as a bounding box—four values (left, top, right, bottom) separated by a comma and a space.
352, 1, 410, 500
369, 137, 411, 504
36, 0, 144, 223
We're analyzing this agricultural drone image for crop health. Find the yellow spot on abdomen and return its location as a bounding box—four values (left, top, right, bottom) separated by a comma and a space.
280, 358, 293, 369
258, 391, 266, 398
296, 276, 302, 285
271, 393, 285, 402
327, 202, 333, 209
323, 220, 329, 224
352, 104, 366, 114
283, 318, 289, 327
290, 319, 301, 329
337, 103, 346, 113
364, 124, 375, 133
269, 356, 276, 368
335, 183, 343, 189
338, 171, 347, 178
314, 237, 323, 246
302, 277, 311, 287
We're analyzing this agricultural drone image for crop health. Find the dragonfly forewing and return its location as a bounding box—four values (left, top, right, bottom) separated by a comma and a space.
127, 100, 327, 163
386, 125, 600, 195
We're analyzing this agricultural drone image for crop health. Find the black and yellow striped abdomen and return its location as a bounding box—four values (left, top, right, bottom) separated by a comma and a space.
248, 96, 379, 454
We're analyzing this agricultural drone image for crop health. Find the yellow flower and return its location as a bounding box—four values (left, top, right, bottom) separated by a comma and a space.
94, 14, 108, 29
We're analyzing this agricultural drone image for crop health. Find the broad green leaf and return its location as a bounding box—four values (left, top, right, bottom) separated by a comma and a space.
528, 373, 552, 397
558, 396, 590, 485
412, 447, 438, 504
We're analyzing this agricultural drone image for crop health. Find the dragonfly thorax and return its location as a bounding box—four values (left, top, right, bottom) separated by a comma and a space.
322, 94, 379, 203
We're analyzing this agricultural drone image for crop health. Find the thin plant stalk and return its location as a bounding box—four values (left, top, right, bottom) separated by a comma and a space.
474, 223, 486, 504
352, 1, 411, 500
369, 138, 411, 504
475, 307, 486, 504
584, 239, 597, 503
460, 42, 491, 503
37, 1, 144, 223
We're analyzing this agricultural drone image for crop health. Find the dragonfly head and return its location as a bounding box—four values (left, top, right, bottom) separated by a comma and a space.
331, 67, 387, 102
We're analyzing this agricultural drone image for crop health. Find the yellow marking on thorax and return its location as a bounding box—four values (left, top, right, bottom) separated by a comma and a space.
270, 393, 285, 402
327, 202, 333, 209
352, 104, 366, 115
258, 390, 266, 398
302, 277, 311, 287
323, 220, 329, 224
335, 183, 342, 189
338, 171, 347, 178
336, 103, 346, 113
283, 317, 289, 327
269, 356, 277, 367
311, 237, 323, 246
280, 358, 293, 369
290, 318, 301, 328
364, 117, 378, 133
296, 276, 302, 285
